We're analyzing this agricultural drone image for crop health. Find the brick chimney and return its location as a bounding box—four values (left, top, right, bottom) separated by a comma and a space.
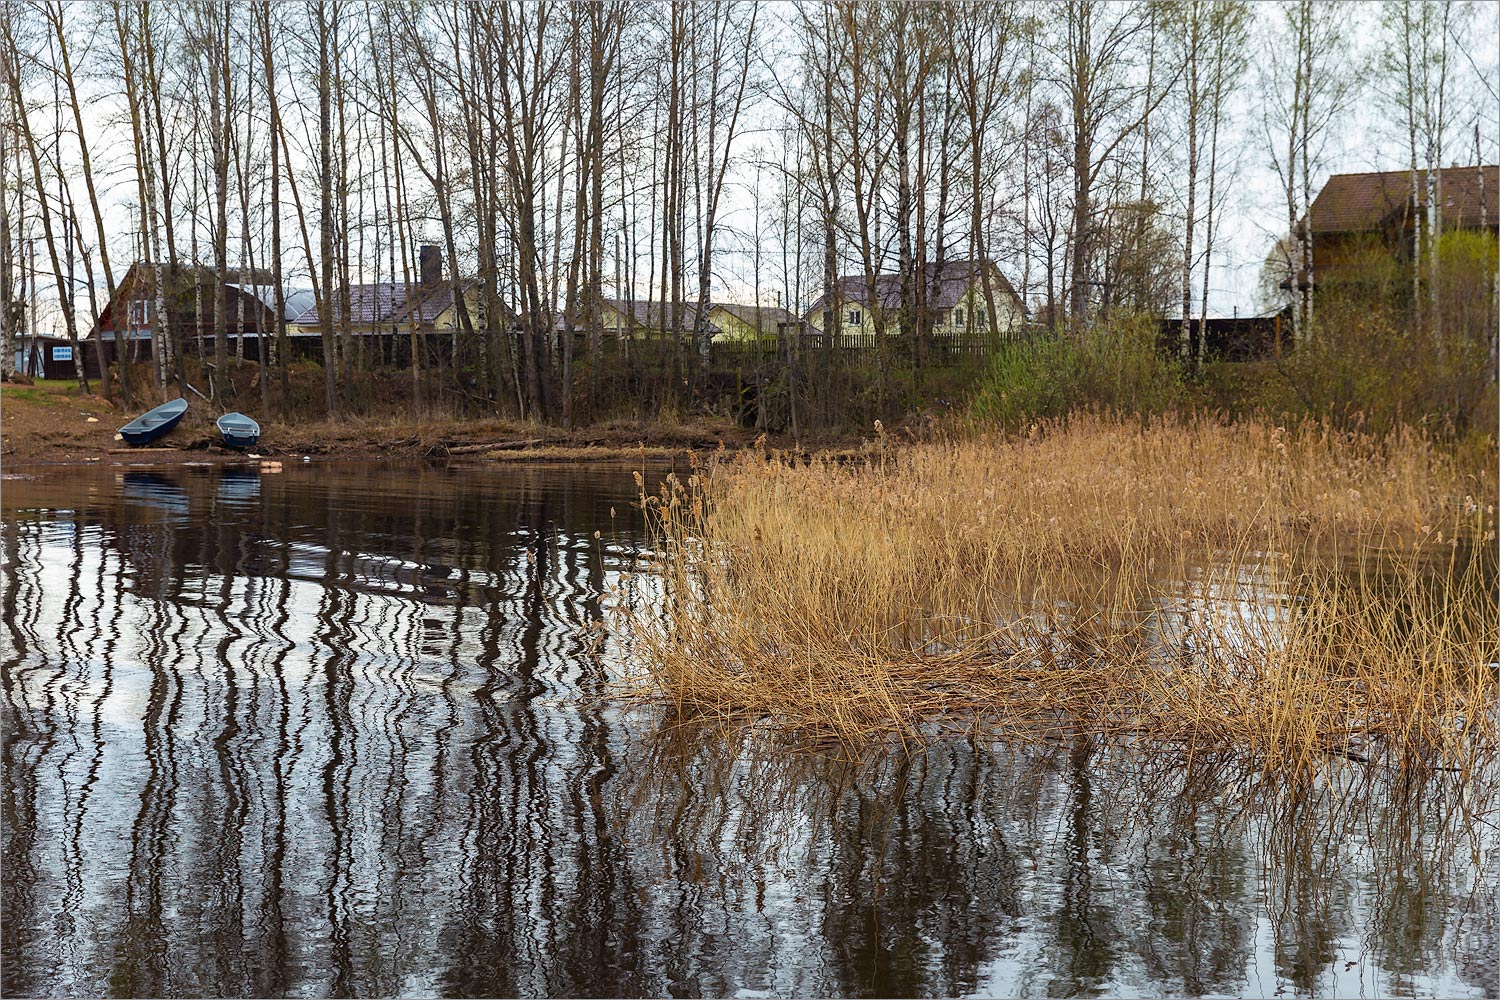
418, 244, 442, 288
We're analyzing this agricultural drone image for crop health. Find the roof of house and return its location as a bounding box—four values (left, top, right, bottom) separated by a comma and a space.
228, 284, 317, 322
392, 282, 474, 326
1308, 165, 1499, 235
708, 302, 799, 328
290, 281, 453, 327
598, 297, 720, 334
805, 259, 1025, 318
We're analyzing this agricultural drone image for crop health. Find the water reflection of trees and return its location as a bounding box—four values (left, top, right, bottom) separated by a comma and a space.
1, 464, 1495, 998
5, 465, 650, 996
616, 728, 1496, 998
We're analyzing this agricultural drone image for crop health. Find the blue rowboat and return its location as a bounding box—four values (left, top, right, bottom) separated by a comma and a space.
118, 397, 188, 446
216, 412, 261, 449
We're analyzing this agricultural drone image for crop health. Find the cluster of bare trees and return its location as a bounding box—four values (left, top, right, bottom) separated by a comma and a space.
1377, 0, 1491, 341
0, 0, 1495, 425
1265, 0, 1497, 341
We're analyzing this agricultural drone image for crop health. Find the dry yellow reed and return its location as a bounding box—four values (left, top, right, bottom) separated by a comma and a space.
612, 413, 1497, 774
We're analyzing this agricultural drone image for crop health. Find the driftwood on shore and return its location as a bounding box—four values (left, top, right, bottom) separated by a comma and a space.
443, 439, 547, 455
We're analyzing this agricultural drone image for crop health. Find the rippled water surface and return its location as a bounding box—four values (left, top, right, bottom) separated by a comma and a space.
2, 462, 1495, 998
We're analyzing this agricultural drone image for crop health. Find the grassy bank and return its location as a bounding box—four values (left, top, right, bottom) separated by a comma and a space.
613, 413, 1497, 774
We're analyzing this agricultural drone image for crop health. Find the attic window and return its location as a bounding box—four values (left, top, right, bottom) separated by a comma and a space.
847, 309, 862, 326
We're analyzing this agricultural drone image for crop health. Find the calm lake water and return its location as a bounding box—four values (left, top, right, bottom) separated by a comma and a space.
2, 462, 1494, 999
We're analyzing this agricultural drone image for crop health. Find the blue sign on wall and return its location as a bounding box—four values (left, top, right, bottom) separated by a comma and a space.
52, 345, 73, 362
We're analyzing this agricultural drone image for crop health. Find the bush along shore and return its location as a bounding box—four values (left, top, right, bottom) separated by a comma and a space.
611, 412, 1497, 779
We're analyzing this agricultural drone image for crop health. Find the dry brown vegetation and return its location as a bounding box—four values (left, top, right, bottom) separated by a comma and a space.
613, 413, 1497, 776
0, 375, 774, 466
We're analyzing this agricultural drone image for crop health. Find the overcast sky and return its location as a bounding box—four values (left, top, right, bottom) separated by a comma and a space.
702, 0, 1500, 316
13, 0, 1500, 334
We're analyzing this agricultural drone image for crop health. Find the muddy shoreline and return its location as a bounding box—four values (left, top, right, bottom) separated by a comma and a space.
1, 379, 836, 470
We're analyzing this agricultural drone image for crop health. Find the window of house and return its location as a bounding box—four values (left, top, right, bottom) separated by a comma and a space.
953, 307, 965, 326
847, 309, 862, 326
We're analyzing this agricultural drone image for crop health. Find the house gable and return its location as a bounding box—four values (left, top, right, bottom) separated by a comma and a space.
805, 259, 1026, 336
92, 262, 280, 342
706, 303, 797, 342
594, 298, 718, 338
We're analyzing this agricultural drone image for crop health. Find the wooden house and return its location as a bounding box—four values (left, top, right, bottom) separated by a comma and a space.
804, 259, 1028, 350
87, 261, 305, 377
1304, 165, 1498, 288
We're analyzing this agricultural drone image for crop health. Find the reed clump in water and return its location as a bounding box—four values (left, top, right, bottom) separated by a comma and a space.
613, 413, 1497, 773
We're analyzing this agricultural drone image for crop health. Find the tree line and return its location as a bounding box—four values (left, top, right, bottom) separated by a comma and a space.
0, 1, 1494, 427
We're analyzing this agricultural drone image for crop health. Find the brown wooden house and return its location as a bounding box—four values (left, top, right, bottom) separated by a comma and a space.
1305, 164, 1498, 286
88, 262, 313, 378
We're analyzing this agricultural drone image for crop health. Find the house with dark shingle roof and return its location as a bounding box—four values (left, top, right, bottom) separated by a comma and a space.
1304, 165, 1498, 285
289, 245, 483, 341
804, 259, 1027, 341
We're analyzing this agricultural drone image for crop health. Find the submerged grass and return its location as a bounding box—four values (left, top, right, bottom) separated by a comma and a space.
612, 413, 1497, 775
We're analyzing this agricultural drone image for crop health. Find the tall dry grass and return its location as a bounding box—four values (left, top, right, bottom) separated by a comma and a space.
612, 413, 1497, 774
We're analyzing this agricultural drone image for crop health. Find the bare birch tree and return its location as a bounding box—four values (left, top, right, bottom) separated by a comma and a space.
1049, 0, 1173, 325
1263, 0, 1351, 339
1174, 0, 1248, 370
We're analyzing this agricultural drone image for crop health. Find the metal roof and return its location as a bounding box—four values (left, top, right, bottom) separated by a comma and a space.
288, 282, 453, 327
227, 284, 316, 322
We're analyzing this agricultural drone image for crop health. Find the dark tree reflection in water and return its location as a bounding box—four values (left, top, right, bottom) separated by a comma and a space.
1, 463, 1494, 999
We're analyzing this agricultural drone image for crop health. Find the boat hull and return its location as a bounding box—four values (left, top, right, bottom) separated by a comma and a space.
216, 412, 261, 449
118, 398, 189, 447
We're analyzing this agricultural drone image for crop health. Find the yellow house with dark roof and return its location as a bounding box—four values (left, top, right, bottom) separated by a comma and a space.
805, 259, 1027, 342
705, 303, 799, 344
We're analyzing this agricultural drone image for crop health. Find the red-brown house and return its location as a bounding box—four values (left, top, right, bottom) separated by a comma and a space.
1306, 164, 1499, 284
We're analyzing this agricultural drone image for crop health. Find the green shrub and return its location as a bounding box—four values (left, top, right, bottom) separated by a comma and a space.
968, 313, 1184, 426
1281, 319, 1494, 435
1283, 231, 1498, 435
